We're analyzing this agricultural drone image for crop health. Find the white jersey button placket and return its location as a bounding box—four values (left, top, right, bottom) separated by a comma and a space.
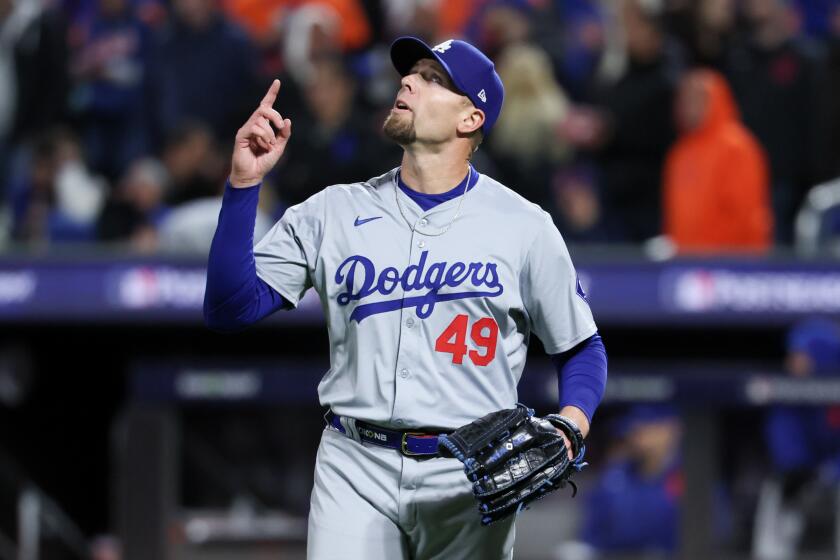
392, 225, 423, 427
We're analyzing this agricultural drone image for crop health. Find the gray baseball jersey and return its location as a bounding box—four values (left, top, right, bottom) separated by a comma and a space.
254, 167, 596, 429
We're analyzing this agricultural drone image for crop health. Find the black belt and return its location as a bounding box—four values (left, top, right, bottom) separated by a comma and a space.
326, 411, 446, 456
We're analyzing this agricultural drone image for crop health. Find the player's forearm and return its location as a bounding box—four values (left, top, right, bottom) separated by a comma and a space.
552, 332, 608, 432
204, 179, 285, 332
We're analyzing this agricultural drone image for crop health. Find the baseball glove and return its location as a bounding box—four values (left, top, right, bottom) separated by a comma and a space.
437, 404, 587, 525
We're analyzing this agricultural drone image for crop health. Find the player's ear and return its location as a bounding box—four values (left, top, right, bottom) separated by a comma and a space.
457, 106, 485, 136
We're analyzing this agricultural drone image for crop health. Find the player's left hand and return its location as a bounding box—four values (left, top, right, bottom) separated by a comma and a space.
551, 425, 575, 461
554, 406, 590, 460
438, 404, 588, 525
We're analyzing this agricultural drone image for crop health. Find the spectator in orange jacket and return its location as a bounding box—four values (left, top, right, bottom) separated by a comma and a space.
222, 0, 370, 51
663, 69, 773, 253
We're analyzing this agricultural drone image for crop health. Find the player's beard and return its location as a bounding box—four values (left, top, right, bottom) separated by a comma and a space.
383, 111, 417, 145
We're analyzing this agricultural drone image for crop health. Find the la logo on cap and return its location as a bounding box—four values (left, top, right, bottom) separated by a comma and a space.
432, 40, 453, 54
477, 89, 487, 103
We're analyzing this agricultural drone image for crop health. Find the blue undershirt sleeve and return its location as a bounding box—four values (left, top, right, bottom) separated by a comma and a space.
551, 332, 608, 423
203, 180, 288, 332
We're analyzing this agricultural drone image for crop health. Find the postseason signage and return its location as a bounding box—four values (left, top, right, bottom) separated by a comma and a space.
663, 268, 840, 314
0, 255, 839, 325
579, 258, 840, 325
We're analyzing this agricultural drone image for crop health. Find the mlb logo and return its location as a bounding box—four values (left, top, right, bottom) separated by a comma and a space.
432, 40, 454, 54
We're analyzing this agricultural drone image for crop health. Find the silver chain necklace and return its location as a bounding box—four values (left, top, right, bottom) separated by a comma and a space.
393, 166, 474, 237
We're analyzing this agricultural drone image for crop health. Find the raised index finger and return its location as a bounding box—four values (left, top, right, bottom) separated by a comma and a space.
260, 79, 281, 107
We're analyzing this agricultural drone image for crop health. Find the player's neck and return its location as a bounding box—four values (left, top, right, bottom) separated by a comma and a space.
399, 150, 471, 195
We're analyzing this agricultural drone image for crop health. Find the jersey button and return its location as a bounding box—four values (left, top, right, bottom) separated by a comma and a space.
417, 240, 426, 248
419, 218, 428, 226
395, 419, 405, 426
400, 369, 410, 378
406, 318, 415, 328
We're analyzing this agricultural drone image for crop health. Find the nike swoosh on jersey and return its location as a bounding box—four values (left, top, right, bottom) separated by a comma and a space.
354, 216, 383, 227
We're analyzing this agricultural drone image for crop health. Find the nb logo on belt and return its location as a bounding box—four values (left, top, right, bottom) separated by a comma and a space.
359, 427, 387, 441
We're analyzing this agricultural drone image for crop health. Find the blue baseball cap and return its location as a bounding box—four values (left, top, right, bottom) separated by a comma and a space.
390, 36, 505, 135
787, 318, 840, 374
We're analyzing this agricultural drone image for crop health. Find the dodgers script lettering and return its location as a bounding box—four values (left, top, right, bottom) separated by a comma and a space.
334, 251, 504, 322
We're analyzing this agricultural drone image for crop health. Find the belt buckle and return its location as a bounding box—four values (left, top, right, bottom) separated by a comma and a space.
401, 432, 429, 456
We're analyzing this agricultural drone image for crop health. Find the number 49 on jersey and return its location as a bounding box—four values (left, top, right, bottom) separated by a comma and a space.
434, 314, 499, 366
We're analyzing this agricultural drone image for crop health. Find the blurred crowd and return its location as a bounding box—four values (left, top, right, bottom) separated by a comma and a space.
555, 318, 840, 560
4, 0, 840, 254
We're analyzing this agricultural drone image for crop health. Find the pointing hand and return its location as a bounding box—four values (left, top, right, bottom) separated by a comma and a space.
229, 79, 292, 188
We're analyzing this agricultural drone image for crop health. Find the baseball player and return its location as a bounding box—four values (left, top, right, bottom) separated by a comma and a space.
204, 37, 608, 559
